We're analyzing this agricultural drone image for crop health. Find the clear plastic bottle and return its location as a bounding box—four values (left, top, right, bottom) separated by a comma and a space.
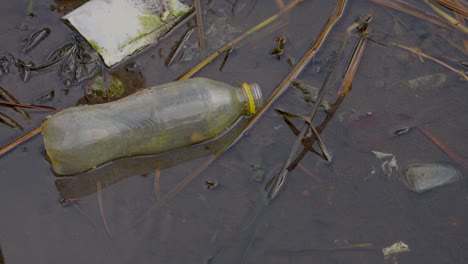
42, 78, 263, 175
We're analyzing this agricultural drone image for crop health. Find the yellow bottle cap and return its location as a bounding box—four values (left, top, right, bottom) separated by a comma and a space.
241, 83, 256, 115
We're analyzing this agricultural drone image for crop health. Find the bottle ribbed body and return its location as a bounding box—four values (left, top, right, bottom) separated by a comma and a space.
42, 78, 262, 175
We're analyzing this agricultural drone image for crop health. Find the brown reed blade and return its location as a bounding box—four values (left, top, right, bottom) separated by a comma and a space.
435, 0, 468, 18
267, 10, 364, 201
339, 32, 369, 96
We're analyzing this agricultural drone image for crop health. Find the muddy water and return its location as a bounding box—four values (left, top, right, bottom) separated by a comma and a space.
0, 0, 467, 263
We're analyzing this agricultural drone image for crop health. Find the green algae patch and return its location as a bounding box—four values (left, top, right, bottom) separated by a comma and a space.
85, 74, 126, 104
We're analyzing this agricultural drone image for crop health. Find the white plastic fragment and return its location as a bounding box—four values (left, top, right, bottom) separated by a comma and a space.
382, 241, 410, 258
63, 0, 192, 67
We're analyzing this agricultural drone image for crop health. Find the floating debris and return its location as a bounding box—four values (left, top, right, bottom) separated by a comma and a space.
372, 151, 398, 177
33, 90, 55, 104
291, 80, 330, 109
382, 241, 410, 261
271, 36, 286, 60
402, 163, 461, 193
63, 0, 193, 67
204, 180, 218, 190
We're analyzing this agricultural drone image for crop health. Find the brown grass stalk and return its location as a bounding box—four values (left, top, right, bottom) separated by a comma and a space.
435, 0, 468, 17
390, 42, 468, 80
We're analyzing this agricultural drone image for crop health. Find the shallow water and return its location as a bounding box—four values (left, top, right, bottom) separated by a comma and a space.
0, 0, 467, 263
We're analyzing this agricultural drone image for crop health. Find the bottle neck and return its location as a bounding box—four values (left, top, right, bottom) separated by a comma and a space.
237, 82, 262, 116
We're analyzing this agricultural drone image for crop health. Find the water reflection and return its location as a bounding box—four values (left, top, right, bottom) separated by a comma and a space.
55, 118, 248, 199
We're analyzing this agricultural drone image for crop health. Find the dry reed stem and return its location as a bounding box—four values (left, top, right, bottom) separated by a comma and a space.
390, 42, 468, 80
425, 0, 468, 33
417, 125, 468, 169
0, 126, 42, 156
338, 38, 367, 95
435, 0, 468, 17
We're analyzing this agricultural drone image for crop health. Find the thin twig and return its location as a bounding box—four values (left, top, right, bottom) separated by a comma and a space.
0, 126, 41, 155
0, 101, 56, 111
390, 42, 468, 80
194, 0, 206, 56
436, 30, 468, 56
417, 125, 468, 169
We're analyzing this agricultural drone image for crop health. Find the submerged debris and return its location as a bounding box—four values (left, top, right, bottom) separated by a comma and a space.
291, 80, 330, 110
402, 163, 461, 193
406, 73, 447, 90
0, 55, 11, 78
22, 28, 51, 53
372, 151, 398, 177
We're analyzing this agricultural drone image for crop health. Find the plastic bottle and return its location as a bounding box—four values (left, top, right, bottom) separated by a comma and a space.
42, 78, 263, 175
